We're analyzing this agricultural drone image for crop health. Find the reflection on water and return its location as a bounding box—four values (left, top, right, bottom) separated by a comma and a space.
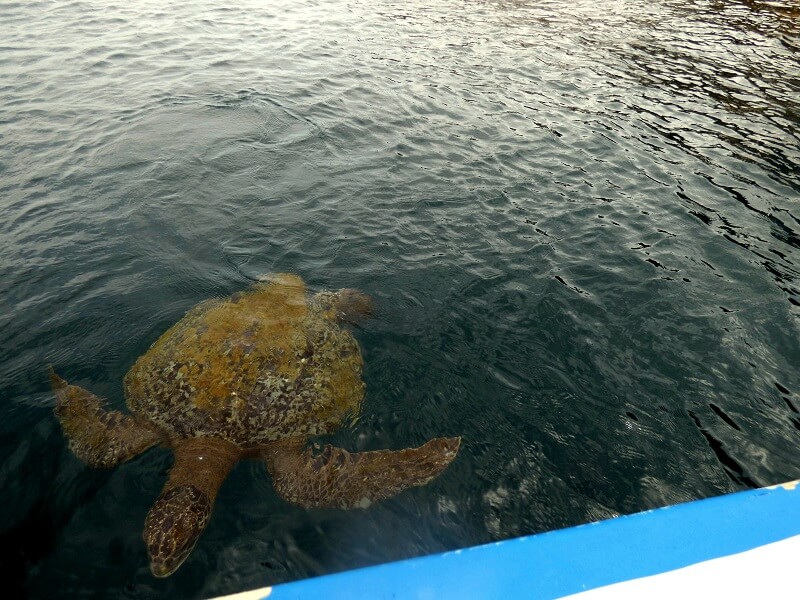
1, 0, 798, 597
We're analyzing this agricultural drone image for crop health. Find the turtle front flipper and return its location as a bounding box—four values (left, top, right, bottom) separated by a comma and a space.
264, 437, 461, 509
50, 368, 162, 468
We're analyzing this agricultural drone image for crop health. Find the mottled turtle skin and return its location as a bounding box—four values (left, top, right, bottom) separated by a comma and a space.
51, 274, 460, 578
126, 274, 364, 446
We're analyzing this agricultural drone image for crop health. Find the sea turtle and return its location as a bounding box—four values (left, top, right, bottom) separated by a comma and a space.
51, 274, 460, 577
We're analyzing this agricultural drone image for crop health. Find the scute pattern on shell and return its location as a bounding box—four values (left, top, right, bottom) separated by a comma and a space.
123, 274, 365, 446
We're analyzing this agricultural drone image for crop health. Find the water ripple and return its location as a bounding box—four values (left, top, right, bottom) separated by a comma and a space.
2, 0, 799, 597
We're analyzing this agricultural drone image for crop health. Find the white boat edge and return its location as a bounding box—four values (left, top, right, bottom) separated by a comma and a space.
210, 480, 800, 599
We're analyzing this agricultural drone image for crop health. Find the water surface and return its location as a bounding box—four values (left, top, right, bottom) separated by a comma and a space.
1, 0, 799, 597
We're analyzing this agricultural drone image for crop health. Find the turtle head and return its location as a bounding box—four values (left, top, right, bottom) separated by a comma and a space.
144, 485, 211, 577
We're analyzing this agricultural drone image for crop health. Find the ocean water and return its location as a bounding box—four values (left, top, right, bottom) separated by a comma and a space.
1, 0, 799, 597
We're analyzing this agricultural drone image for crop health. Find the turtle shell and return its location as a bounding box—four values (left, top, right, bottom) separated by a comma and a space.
124, 274, 364, 447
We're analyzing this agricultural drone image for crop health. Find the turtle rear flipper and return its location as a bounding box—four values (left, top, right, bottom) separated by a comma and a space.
50, 368, 162, 468
264, 437, 460, 509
